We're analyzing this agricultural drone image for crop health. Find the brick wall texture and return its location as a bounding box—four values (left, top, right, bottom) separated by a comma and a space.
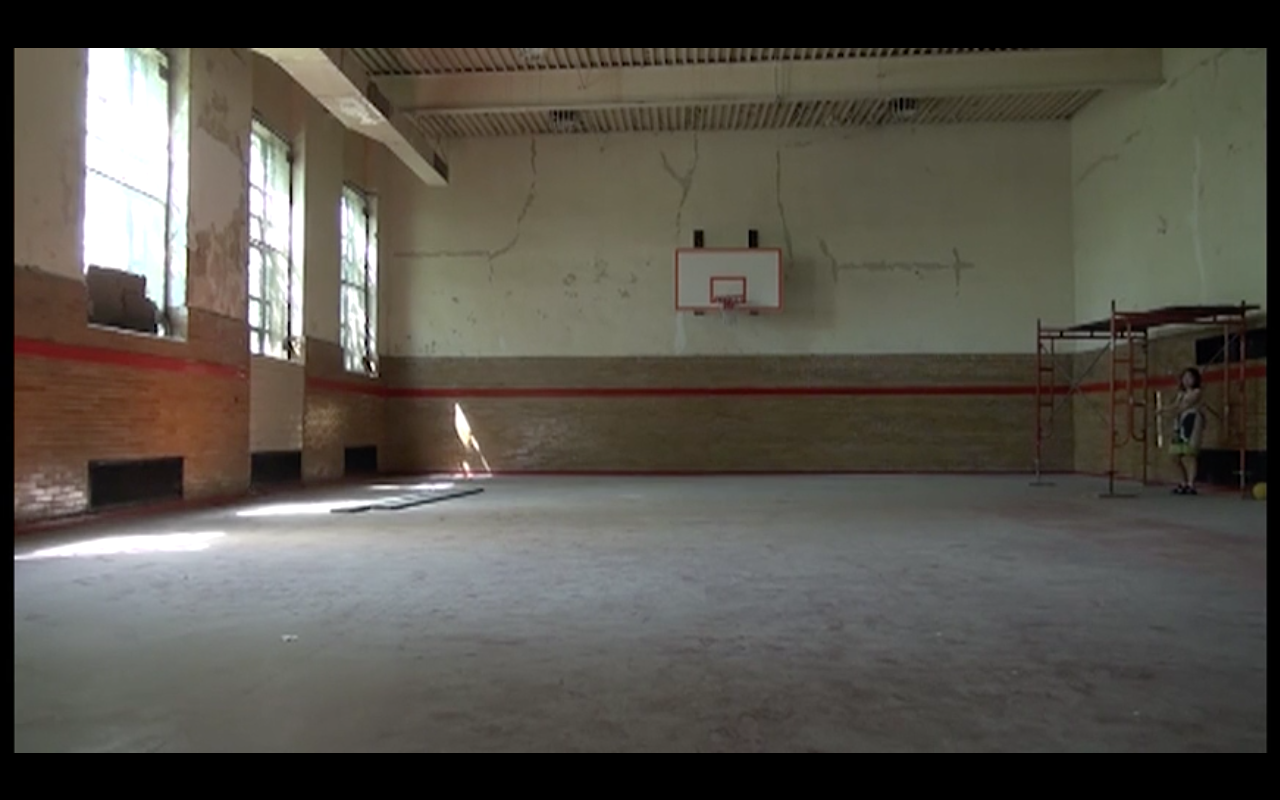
14, 266, 385, 523
377, 353, 1076, 477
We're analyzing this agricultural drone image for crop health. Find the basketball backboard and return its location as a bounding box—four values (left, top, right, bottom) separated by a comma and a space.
674, 248, 783, 313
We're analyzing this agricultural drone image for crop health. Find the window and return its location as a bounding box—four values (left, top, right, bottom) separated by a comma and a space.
83, 47, 173, 315
1194, 327, 1267, 366
340, 185, 378, 374
248, 119, 297, 359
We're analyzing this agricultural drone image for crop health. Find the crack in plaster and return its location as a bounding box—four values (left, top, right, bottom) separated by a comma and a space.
1075, 128, 1144, 187
489, 138, 539, 277
659, 134, 699, 241
820, 239, 975, 296
1190, 135, 1208, 299
391, 137, 539, 278
774, 148, 794, 266
1165, 48, 1262, 91
1075, 153, 1121, 187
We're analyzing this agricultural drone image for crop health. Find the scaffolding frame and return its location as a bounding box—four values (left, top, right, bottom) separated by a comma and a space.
1034, 301, 1258, 498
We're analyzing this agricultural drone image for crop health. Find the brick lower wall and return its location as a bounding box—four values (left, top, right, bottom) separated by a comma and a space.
14, 266, 250, 521
14, 266, 388, 523
379, 354, 1073, 475
301, 339, 386, 481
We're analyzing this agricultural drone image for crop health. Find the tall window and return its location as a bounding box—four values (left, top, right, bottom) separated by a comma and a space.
248, 119, 296, 359
84, 47, 173, 313
340, 185, 377, 374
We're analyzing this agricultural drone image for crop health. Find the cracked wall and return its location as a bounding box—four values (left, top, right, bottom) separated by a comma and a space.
1071, 48, 1267, 320
382, 124, 1073, 357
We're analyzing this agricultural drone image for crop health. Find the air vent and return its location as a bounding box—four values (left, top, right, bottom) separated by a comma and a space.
251, 450, 303, 488
89, 457, 184, 510
890, 97, 920, 121
344, 445, 379, 477
549, 109, 580, 132
1195, 327, 1266, 365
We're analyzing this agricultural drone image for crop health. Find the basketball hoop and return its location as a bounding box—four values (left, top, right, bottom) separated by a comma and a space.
714, 295, 744, 325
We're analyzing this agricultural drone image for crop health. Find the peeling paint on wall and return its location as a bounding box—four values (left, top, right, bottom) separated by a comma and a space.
185, 48, 252, 320
194, 50, 251, 164
187, 128, 249, 319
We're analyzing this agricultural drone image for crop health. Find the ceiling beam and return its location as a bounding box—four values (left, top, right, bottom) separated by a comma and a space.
252, 48, 449, 186
376, 49, 1163, 115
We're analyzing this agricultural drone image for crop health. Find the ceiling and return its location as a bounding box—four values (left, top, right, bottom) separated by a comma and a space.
351, 48, 1050, 75
346, 48, 1163, 140
388, 93, 1105, 139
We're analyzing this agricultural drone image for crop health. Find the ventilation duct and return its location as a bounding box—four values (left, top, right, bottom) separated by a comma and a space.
252, 48, 448, 187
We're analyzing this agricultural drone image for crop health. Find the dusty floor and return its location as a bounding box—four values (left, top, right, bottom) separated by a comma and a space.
13, 475, 1268, 753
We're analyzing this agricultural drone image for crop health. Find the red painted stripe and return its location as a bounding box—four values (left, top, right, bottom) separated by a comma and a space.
383, 384, 1041, 399
15, 335, 1264, 400
14, 337, 244, 380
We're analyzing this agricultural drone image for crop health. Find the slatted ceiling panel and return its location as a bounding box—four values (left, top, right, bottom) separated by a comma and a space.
351, 47, 1057, 75
407, 90, 1102, 139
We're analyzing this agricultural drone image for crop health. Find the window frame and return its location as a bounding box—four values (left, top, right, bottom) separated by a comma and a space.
83, 46, 176, 324
247, 116, 297, 360
340, 184, 377, 375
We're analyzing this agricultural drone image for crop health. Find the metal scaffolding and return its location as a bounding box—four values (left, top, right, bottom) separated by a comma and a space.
1033, 301, 1258, 498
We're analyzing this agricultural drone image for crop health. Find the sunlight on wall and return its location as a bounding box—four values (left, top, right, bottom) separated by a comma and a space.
453, 403, 492, 476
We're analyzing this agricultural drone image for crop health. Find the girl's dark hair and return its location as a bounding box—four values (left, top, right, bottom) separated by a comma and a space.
1181, 367, 1203, 389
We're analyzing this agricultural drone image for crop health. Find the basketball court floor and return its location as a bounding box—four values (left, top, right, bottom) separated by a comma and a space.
14, 475, 1267, 753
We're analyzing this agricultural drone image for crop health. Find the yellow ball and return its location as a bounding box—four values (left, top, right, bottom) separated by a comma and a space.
1252, 482, 1267, 501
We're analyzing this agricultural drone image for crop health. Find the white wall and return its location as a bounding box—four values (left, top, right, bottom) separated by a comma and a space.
14, 49, 86, 280
249, 357, 305, 451
1072, 48, 1267, 323
381, 123, 1074, 357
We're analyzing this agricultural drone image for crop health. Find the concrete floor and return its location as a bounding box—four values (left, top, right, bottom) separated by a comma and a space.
13, 475, 1267, 753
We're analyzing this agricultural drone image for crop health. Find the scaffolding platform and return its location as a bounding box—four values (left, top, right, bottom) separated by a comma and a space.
1033, 302, 1259, 498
